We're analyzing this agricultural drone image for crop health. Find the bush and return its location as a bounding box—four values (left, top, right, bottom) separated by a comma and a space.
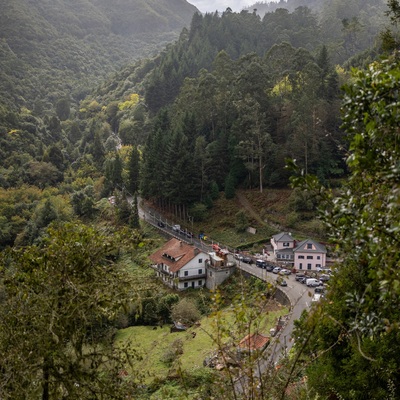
235, 210, 248, 232
170, 298, 201, 325
160, 338, 183, 366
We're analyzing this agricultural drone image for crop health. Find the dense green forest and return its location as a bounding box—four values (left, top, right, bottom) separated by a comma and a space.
0, 0, 197, 111
0, 0, 397, 247
1, 0, 400, 398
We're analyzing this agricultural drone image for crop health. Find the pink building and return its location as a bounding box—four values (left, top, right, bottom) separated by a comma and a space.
271, 232, 327, 271
293, 238, 326, 271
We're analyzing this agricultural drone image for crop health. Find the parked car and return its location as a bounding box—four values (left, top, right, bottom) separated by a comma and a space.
172, 224, 181, 232
298, 277, 307, 284
279, 268, 291, 275
319, 274, 330, 282
256, 260, 267, 268
272, 267, 281, 274
277, 278, 287, 287
266, 264, 275, 272
295, 273, 306, 281
314, 286, 325, 294
242, 256, 253, 264
317, 267, 332, 273
157, 221, 165, 228
311, 293, 322, 302
306, 278, 321, 287
235, 254, 244, 261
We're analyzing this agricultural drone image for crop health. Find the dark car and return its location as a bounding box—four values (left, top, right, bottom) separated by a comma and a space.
277, 278, 287, 287
256, 260, 267, 268
157, 221, 165, 228
319, 274, 330, 282
266, 264, 275, 272
298, 277, 307, 284
295, 273, 306, 281
242, 256, 253, 264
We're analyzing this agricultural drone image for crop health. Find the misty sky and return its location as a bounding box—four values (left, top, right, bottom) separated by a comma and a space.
189, 0, 278, 13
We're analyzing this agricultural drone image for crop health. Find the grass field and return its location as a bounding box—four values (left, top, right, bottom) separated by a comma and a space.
115, 304, 289, 382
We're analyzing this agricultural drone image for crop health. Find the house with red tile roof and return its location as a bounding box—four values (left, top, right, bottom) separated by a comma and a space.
238, 333, 270, 355
149, 238, 209, 290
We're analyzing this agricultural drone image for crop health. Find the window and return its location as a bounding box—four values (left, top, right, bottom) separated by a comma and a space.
198, 269, 203, 275
198, 258, 203, 263
198, 280, 202, 286
299, 263, 303, 269
317, 256, 321, 260
184, 270, 189, 276
307, 264, 312, 270
184, 282, 188, 288
277, 254, 281, 259
307, 256, 313, 259
316, 264, 321, 268
307, 243, 313, 249
298, 255, 304, 259
283, 242, 290, 247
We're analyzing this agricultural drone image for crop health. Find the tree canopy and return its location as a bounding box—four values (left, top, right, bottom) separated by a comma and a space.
291, 52, 400, 399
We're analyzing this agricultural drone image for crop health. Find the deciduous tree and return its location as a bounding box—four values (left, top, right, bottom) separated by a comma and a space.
0, 223, 138, 399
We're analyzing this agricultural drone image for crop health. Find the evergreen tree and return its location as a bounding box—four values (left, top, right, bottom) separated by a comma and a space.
126, 146, 140, 195
92, 131, 105, 168
129, 193, 140, 229
55, 98, 70, 121
224, 172, 235, 199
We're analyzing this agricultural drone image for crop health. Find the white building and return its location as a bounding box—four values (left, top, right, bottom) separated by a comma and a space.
271, 232, 295, 263
149, 238, 208, 290
150, 238, 236, 290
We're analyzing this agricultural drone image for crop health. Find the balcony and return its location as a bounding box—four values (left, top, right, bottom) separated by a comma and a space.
178, 273, 207, 281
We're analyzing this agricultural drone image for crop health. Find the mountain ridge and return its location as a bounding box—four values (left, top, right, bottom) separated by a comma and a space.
0, 0, 198, 110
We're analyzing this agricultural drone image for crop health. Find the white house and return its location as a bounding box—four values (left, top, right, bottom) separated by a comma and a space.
149, 238, 208, 290
293, 238, 327, 271
271, 232, 295, 263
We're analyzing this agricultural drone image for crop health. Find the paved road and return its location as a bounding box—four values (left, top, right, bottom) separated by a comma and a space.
235, 262, 312, 358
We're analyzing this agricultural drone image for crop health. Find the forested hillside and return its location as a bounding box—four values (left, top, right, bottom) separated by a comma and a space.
0, 0, 197, 111
1, 0, 396, 248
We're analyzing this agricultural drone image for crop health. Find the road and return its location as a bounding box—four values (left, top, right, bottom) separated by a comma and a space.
235, 262, 312, 362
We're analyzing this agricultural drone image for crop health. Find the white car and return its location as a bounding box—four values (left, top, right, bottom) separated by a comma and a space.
311, 293, 322, 302
306, 278, 321, 287
279, 268, 291, 275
